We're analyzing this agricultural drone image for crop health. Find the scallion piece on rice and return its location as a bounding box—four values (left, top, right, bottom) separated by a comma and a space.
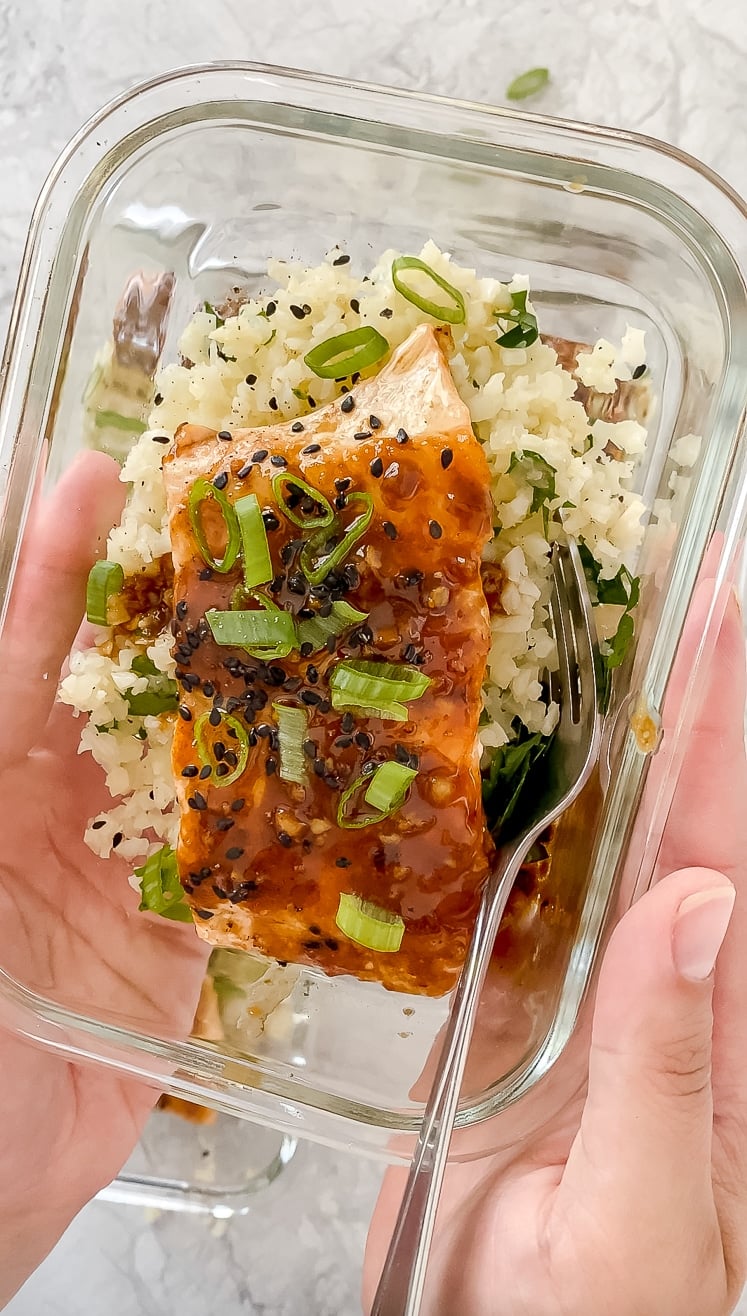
94, 409, 147, 435
391, 256, 466, 325
304, 327, 389, 379
273, 703, 309, 785
506, 67, 550, 101
335, 893, 405, 952
206, 607, 297, 658
187, 476, 241, 574
235, 493, 273, 589
330, 659, 431, 722
124, 654, 179, 716
300, 493, 373, 585
194, 709, 250, 787
135, 845, 193, 923
85, 559, 124, 626
271, 472, 335, 529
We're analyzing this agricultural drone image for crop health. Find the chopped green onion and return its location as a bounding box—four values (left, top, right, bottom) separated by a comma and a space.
194, 709, 250, 787
391, 256, 466, 325
124, 654, 179, 717
304, 327, 389, 379
330, 659, 431, 721
364, 760, 418, 813
86, 559, 124, 625
273, 703, 309, 785
300, 493, 373, 586
230, 584, 281, 613
509, 450, 557, 530
135, 845, 192, 924
495, 289, 539, 349
187, 476, 241, 574
297, 600, 369, 653
206, 607, 297, 658
235, 493, 272, 589
506, 67, 550, 101
271, 472, 335, 530
94, 409, 148, 435
335, 893, 405, 953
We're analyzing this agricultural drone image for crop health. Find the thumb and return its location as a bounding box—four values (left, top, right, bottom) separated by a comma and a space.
563, 867, 734, 1234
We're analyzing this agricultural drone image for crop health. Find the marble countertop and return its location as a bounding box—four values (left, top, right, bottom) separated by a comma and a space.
2, 0, 747, 1312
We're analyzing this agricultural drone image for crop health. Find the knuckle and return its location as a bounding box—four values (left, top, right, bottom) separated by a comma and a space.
647, 1032, 712, 1100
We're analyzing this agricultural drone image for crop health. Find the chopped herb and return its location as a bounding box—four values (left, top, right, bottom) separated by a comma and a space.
506, 67, 550, 101
495, 288, 539, 349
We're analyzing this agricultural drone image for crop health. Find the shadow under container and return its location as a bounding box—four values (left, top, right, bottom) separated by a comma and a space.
1, 63, 747, 1169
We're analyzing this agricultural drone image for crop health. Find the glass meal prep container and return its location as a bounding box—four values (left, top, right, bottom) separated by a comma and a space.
1, 63, 747, 1166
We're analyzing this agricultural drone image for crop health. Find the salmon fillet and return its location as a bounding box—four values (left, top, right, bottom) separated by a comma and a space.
162, 325, 494, 996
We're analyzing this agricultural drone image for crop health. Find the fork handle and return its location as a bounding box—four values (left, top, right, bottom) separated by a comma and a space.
371, 848, 523, 1316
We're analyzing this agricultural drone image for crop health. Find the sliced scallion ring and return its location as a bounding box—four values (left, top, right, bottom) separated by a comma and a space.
271, 472, 335, 529
273, 703, 309, 786
135, 845, 193, 924
300, 493, 373, 586
85, 559, 124, 626
297, 600, 369, 653
364, 760, 418, 814
206, 607, 297, 658
391, 256, 466, 325
304, 327, 389, 380
335, 893, 405, 953
94, 409, 148, 434
235, 493, 273, 589
187, 476, 241, 574
330, 659, 431, 721
194, 709, 250, 787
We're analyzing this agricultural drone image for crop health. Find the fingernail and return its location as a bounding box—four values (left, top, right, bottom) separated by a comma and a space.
672, 883, 736, 982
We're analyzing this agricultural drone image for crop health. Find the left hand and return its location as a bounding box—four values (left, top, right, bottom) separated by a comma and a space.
0, 452, 208, 1305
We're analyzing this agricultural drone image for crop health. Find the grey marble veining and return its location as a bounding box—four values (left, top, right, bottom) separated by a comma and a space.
2, 0, 747, 1312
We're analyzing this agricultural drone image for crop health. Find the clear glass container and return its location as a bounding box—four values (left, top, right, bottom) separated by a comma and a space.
1, 63, 747, 1164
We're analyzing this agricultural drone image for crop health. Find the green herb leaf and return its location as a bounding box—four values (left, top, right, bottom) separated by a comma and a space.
603, 612, 635, 669
204, 301, 225, 328
506, 67, 550, 101
509, 449, 557, 517
495, 289, 539, 349
481, 727, 553, 836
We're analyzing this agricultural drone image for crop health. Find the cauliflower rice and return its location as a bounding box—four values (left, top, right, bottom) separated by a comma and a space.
60, 242, 656, 869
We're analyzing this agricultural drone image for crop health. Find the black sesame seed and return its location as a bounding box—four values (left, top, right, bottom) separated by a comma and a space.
440, 447, 454, 469
325, 634, 338, 653
290, 422, 304, 435
342, 564, 360, 589
151, 434, 170, 444
290, 304, 306, 319
111, 832, 123, 848
334, 476, 352, 492
429, 520, 443, 539
318, 698, 332, 714
382, 520, 397, 540
302, 442, 321, 455
303, 304, 311, 315
270, 454, 287, 467
245, 373, 257, 385
335, 857, 351, 868
354, 730, 373, 750
325, 937, 339, 950
402, 643, 418, 663
395, 742, 410, 765
307, 664, 319, 684
178, 704, 192, 722
202, 682, 215, 698
340, 394, 355, 414
334, 494, 348, 510
361, 760, 376, 777
231, 798, 246, 812
299, 641, 314, 658
218, 429, 232, 441
303, 939, 322, 949
313, 760, 326, 778
341, 712, 354, 734
404, 569, 424, 586
225, 846, 245, 861
200, 867, 212, 879
303, 739, 317, 760
191, 792, 207, 811
369, 457, 384, 478
154, 392, 163, 405
265, 756, 277, 775
333, 253, 350, 265
369, 415, 382, 430
632, 362, 647, 380
288, 572, 306, 596
335, 735, 354, 749
176, 600, 188, 620
213, 471, 229, 490
307, 396, 316, 408
380, 307, 393, 319
266, 300, 277, 316
216, 818, 235, 831
263, 511, 280, 531
198, 567, 214, 581
354, 430, 372, 441
256, 723, 272, 739
199, 764, 212, 780
91, 819, 106, 830
350, 298, 360, 313
209, 707, 221, 727
237, 462, 253, 479
252, 448, 269, 463
278, 831, 293, 847
301, 689, 321, 706
268, 396, 278, 411
396, 428, 409, 444
195, 910, 214, 920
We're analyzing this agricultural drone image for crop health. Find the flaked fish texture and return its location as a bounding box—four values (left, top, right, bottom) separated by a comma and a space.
162, 325, 494, 995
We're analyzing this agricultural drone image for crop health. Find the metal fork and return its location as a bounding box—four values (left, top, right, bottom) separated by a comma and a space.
371, 538, 601, 1316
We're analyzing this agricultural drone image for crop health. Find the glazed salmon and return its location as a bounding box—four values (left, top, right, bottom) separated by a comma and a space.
162, 325, 494, 996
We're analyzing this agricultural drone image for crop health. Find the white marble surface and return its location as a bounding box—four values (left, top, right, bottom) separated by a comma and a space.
2, 0, 747, 1312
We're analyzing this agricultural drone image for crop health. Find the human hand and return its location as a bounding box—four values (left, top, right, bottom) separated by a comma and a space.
0, 452, 208, 1305
365, 588, 747, 1316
